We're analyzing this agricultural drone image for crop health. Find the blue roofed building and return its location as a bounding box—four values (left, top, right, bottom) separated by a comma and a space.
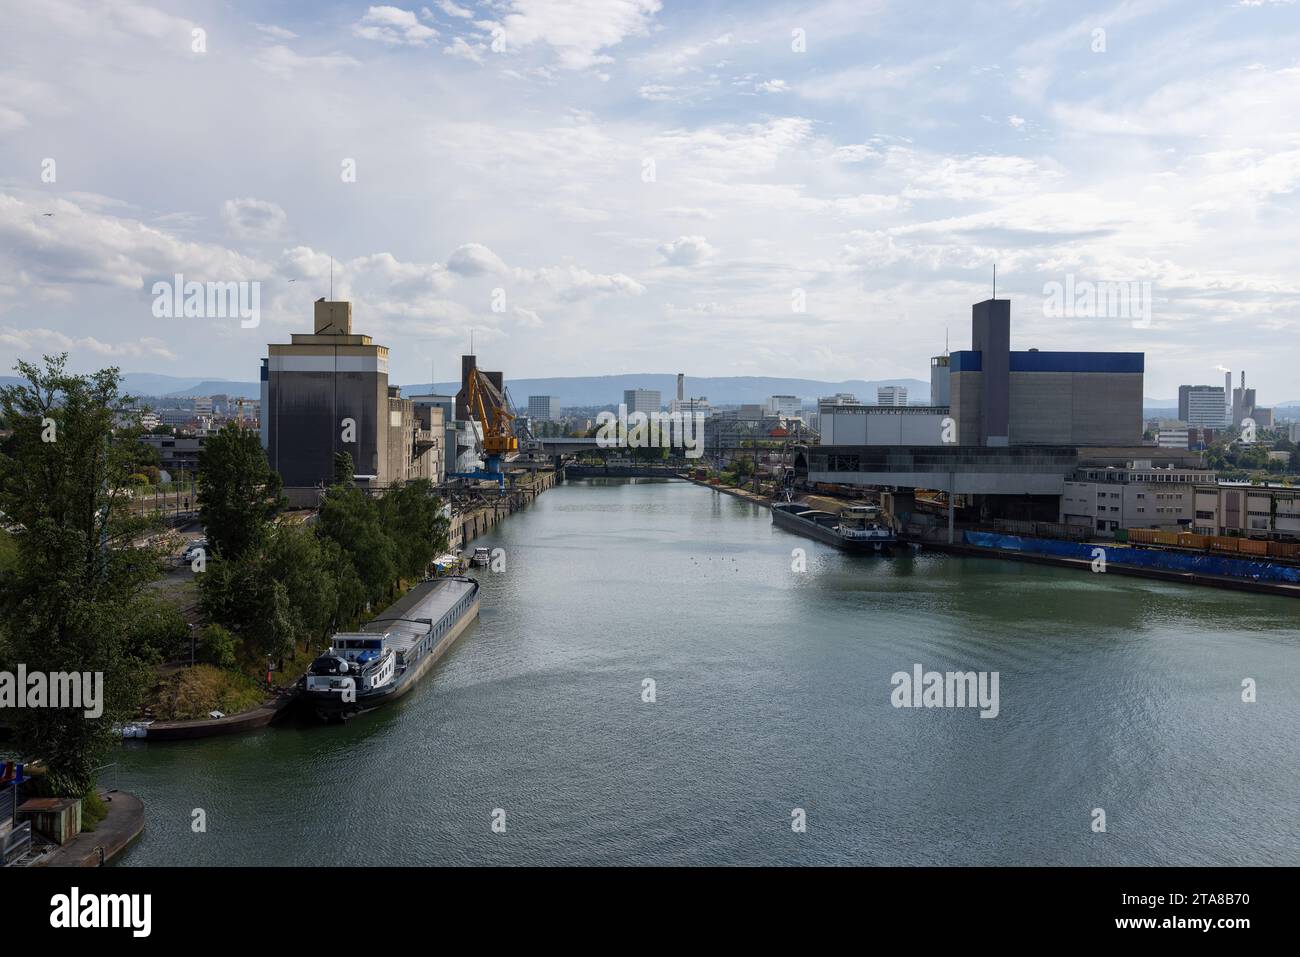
947, 299, 1144, 447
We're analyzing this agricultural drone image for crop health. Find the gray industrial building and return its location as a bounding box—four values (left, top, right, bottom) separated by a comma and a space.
801, 296, 1152, 535
947, 299, 1144, 447
264, 299, 438, 503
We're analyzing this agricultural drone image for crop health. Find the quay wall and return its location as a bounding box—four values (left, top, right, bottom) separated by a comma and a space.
451, 468, 556, 548
964, 531, 1300, 584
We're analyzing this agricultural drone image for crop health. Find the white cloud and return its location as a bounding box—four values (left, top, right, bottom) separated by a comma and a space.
220, 198, 287, 241
657, 235, 715, 266
443, 36, 485, 62
0, 105, 28, 134
353, 6, 440, 46
255, 23, 298, 41
485, 0, 662, 70
437, 0, 475, 18
255, 45, 360, 77
447, 242, 508, 276
0, 326, 177, 361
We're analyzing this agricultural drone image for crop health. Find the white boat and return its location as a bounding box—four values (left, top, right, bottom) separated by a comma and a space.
470, 546, 491, 567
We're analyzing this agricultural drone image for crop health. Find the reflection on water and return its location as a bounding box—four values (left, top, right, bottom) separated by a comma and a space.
115, 479, 1300, 866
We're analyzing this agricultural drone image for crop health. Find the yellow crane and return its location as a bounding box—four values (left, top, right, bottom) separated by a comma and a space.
466, 368, 517, 457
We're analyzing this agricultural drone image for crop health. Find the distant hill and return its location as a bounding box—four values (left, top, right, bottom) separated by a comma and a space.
401, 374, 931, 407
0, 373, 261, 401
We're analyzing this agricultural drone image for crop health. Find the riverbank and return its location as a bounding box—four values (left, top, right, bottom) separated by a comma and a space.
681, 474, 772, 506
141, 692, 296, 740
451, 467, 557, 548
927, 538, 1300, 598
37, 789, 144, 867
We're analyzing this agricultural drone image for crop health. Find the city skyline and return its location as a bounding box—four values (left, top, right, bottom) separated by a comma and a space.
3, 1, 1299, 396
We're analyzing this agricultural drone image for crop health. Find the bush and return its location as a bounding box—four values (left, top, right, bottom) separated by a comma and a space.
128, 596, 190, 662
200, 623, 237, 669
82, 790, 108, 832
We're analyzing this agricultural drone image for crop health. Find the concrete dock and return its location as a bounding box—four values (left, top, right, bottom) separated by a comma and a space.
37, 789, 144, 867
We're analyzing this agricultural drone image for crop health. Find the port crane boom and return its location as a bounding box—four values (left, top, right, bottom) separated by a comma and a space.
448, 363, 518, 491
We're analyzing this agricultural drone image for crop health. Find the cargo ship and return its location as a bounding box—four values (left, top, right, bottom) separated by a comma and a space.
771, 502, 896, 553
302, 575, 480, 721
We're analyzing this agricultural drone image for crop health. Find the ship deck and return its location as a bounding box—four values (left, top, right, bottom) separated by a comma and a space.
360, 577, 478, 656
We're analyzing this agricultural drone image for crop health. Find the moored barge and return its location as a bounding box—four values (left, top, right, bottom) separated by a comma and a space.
771, 502, 896, 553
303, 575, 480, 721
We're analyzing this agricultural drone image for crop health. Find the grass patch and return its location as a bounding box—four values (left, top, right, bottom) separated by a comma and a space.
81, 790, 108, 832
150, 664, 267, 721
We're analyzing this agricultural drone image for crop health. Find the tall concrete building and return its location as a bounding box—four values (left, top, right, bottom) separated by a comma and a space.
929, 355, 950, 407
623, 388, 661, 415
949, 298, 1143, 446
1232, 371, 1257, 427
265, 299, 433, 502
528, 395, 561, 421
877, 385, 908, 406
766, 395, 800, 417
1178, 384, 1226, 428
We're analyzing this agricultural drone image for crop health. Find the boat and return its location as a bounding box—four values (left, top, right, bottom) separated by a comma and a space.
431, 552, 466, 574
302, 575, 480, 721
771, 501, 897, 553
470, 546, 491, 567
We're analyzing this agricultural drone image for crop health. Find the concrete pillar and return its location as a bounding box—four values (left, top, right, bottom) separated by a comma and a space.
947, 472, 955, 545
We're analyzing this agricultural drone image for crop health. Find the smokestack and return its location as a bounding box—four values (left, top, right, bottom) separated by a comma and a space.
1225, 370, 1232, 421
676, 373, 684, 402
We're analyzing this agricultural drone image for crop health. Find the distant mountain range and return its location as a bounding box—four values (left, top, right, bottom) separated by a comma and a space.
1, 373, 930, 407
0, 374, 263, 400
3, 372, 1296, 410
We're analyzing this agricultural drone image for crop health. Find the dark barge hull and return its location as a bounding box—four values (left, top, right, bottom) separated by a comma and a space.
303, 576, 481, 722
770, 504, 895, 554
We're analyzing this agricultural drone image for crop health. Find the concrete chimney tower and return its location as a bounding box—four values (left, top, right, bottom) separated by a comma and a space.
676, 373, 684, 402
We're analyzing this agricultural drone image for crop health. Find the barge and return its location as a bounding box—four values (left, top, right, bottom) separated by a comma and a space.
771, 501, 896, 553
303, 575, 480, 721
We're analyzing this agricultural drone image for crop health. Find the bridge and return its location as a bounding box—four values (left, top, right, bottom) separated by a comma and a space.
531, 436, 602, 454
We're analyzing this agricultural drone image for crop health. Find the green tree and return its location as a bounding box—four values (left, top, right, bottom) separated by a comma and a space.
0, 355, 164, 795
333, 451, 355, 486
264, 524, 338, 648
199, 623, 237, 669
318, 484, 397, 607
379, 479, 449, 580
198, 550, 296, 661
197, 423, 283, 560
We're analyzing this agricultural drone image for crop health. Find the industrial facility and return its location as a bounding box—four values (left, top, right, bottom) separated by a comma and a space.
802, 296, 1155, 536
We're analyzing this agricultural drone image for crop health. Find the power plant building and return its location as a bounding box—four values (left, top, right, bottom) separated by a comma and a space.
947, 299, 1143, 447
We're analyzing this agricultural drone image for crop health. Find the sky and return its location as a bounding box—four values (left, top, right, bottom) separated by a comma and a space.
0, 0, 1298, 401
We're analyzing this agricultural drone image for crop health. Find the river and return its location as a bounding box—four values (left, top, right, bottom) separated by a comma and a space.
113, 478, 1300, 866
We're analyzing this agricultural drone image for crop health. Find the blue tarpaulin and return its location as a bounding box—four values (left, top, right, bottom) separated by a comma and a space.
962, 531, 1300, 584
